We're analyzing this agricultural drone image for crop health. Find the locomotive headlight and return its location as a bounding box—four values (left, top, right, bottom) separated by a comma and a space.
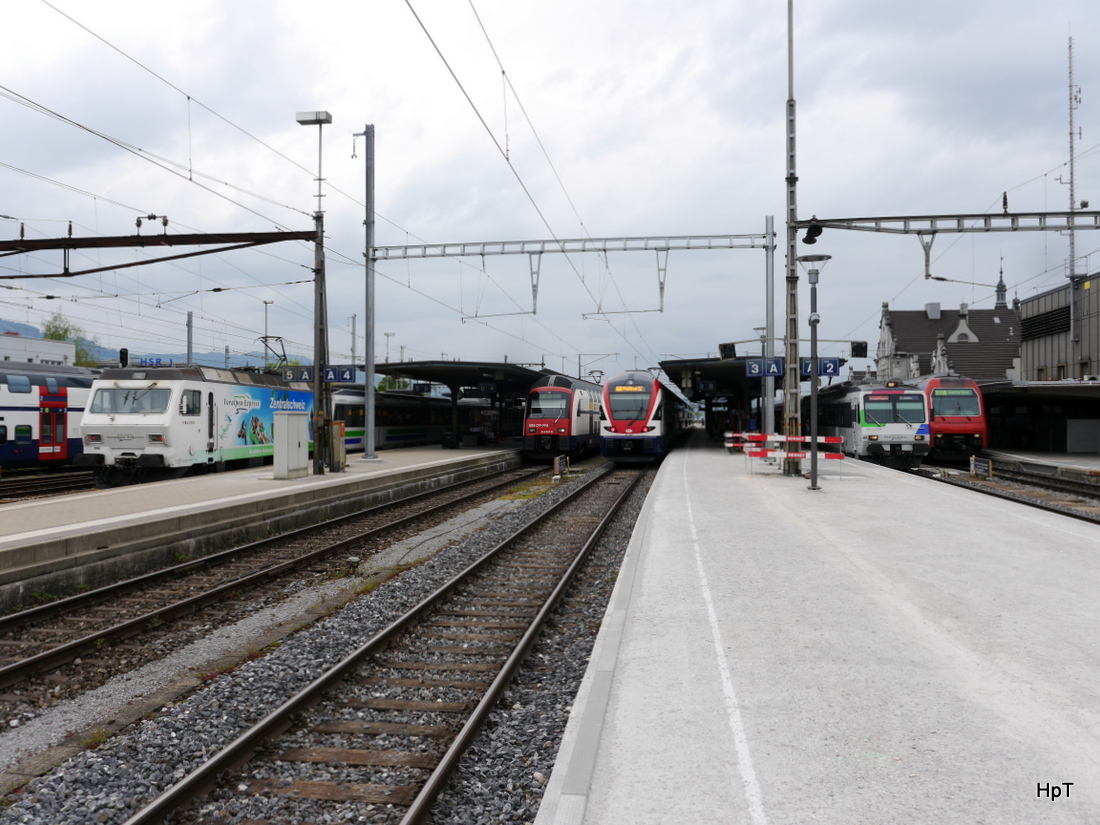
914, 435, 925, 441
557, 427, 565, 433
528, 427, 536, 433
148, 433, 166, 444
868, 435, 879, 441
85, 434, 103, 444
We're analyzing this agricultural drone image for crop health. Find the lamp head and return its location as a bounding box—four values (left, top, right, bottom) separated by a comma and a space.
296, 111, 333, 126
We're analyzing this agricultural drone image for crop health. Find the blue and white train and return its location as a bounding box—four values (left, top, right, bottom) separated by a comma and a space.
599, 370, 690, 462
0, 364, 97, 470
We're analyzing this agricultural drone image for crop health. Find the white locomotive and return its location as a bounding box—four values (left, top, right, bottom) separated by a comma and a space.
76, 366, 313, 484
812, 380, 931, 469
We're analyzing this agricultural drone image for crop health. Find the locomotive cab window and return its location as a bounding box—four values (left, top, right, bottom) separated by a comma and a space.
180, 390, 202, 417
527, 390, 570, 419
90, 387, 172, 414
931, 389, 980, 417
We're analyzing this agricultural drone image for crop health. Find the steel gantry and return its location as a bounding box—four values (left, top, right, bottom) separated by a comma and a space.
372, 233, 772, 317
794, 210, 1100, 279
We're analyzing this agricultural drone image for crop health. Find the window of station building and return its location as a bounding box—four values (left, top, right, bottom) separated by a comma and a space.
1036, 367, 1046, 381
1058, 364, 1068, 380
15, 424, 32, 444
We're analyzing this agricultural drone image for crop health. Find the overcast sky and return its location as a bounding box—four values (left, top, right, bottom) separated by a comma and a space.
2, 1, 1098, 380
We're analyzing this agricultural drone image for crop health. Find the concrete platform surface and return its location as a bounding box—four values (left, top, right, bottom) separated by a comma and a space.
537, 431, 1100, 825
0, 444, 520, 553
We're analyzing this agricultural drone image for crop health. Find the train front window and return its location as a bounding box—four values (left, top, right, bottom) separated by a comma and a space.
89, 387, 172, 414
608, 391, 652, 418
895, 395, 925, 424
864, 393, 925, 425
527, 390, 570, 419
931, 389, 980, 416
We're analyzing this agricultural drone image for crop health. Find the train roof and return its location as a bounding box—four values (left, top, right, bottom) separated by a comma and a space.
94, 365, 308, 389
528, 374, 600, 392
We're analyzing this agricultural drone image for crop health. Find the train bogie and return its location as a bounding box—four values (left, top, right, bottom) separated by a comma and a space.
523, 375, 600, 459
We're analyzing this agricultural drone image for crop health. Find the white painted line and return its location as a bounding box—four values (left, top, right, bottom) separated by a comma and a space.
684, 460, 769, 825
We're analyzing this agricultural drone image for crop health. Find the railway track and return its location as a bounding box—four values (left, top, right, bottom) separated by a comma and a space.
916, 458, 1100, 524
116, 465, 644, 825
0, 465, 546, 706
0, 469, 95, 500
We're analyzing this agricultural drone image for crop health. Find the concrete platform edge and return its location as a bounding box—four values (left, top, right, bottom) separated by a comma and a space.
0, 450, 522, 610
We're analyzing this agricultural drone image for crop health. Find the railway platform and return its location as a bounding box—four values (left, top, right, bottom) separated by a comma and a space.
536, 430, 1100, 824
0, 443, 524, 610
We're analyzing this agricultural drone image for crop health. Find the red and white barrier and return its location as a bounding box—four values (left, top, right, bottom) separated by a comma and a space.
728, 433, 842, 444
747, 449, 845, 460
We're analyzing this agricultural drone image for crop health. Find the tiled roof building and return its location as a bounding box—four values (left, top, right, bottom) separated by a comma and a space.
876, 279, 1020, 383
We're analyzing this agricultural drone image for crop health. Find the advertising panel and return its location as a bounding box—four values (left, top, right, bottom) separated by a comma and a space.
217, 385, 313, 461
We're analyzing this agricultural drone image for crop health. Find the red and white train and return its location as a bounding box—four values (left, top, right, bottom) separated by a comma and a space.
916, 374, 989, 462
0, 363, 97, 470
600, 370, 690, 462
522, 374, 601, 459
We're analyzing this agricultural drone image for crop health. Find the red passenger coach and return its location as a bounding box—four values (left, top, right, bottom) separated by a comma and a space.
523, 374, 601, 459
600, 370, 688, 462
918, 375, 989, 462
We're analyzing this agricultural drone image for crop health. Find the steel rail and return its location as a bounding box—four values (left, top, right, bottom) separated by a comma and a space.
399, 468, 646, 824
0, 466, 543, 690
120, 464, 628, 825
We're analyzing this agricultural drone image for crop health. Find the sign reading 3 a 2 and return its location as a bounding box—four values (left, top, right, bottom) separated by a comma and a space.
800, 357, 841, 378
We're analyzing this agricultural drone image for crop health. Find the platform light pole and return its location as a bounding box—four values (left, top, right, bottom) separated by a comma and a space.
753, 326, 768, 432
797, 254, 830, 491
354, 123, 379, 461
297, 110, 332, 475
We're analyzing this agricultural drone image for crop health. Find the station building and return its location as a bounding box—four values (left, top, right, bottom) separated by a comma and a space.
0, 332, 76, 366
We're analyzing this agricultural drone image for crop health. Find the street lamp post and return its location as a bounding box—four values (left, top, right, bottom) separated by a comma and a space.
753, 325, 767, 431
296, 110, 332, 475
354, 123, 380, 462
797, 254, 830, 491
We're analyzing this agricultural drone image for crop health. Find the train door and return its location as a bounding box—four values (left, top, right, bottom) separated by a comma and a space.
206, 392, 216, 455
38, 381, 68, 462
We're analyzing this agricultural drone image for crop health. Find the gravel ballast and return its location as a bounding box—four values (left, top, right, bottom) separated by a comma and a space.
0, 463, 649, 825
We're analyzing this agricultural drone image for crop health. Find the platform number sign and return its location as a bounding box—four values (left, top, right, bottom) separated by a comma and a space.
746, 358, 785, 377
800, 358, 841, 378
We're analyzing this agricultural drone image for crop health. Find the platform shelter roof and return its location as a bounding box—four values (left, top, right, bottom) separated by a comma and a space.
659, 356, 755, 404
373, 360, 546, 402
